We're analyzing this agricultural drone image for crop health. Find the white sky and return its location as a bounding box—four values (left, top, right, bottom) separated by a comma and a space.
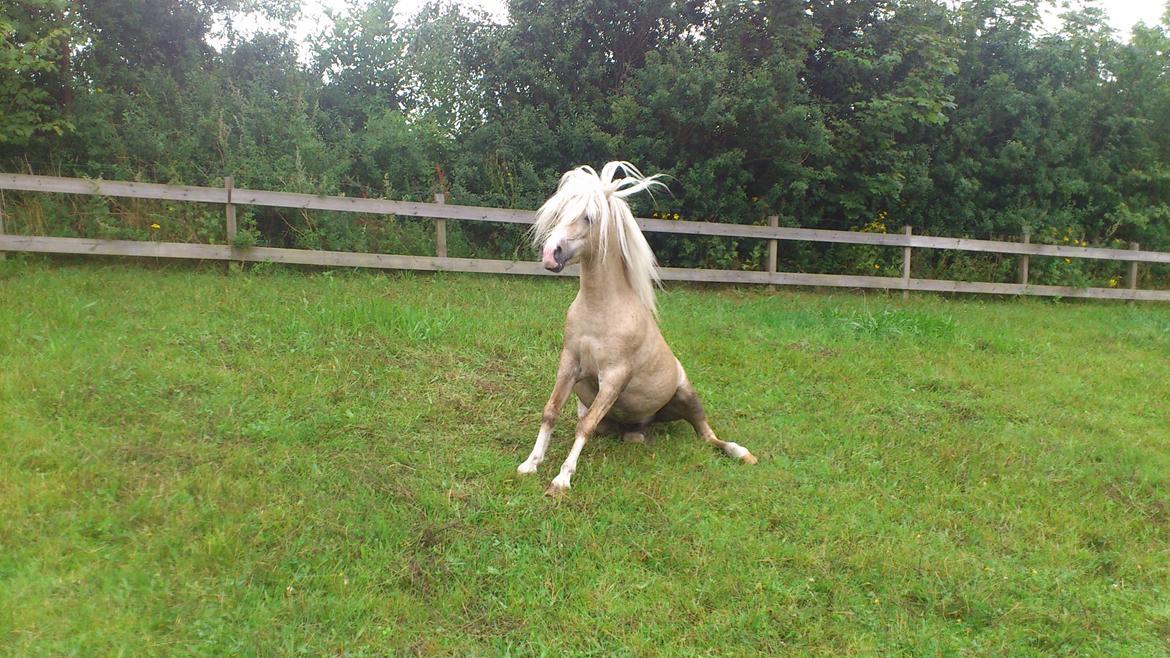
291, 0, 507, 45
1039, 1, 1168, 35
225, 0, 1168, 61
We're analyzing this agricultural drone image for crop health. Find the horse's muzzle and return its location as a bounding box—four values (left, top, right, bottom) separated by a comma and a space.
542, 244, 568, 272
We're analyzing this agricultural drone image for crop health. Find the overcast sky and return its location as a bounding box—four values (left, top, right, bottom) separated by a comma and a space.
379, 0, 1169, 34
1040, 0, 1167, 34
244, 0, 1169, 61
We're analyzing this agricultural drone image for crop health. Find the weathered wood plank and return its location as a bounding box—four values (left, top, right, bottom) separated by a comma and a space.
0, 173, 228, 204
0, 235, 232, 260
231, 187, 538, 224
241, 245, 580, 277
905, 277, 1170, 301
4, 174, 1170, 264
4, 235, 1168, 301
665, 268, 1170, 301
0, 235, 557, 275
904, 234, 1170, 264
639, 217, 1170, 263
637, 217, 900, 245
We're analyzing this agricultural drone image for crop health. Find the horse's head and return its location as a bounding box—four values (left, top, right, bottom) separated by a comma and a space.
533, 171, 598, 272
532, 167, 608, 273
531, 161, 666, 312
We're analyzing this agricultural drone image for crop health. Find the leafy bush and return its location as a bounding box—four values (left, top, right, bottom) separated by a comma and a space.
1, 0, 1168, 283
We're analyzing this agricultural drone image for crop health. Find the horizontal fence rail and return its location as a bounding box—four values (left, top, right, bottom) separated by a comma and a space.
1, 173, 1168, 301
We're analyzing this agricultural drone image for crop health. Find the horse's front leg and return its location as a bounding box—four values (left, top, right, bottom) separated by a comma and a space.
546, 369, 630, 496
518, 349, 578, 475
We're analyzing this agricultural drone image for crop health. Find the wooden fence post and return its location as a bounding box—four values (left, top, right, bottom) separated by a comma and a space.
767, 215, 778, 283
1128, 242, 1140, 291
434, 193, 447, 259
224, 176, 237, 271
902, 225, 912, 300
0, 193, 6, 261
224, 176, 236, 245
1018, 232, 1030, 286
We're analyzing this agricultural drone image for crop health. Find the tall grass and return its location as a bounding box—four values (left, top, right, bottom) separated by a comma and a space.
1, 260, 1168, 655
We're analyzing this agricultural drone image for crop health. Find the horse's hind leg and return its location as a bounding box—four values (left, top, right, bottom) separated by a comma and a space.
671, 379, 757, 464
622, 429, 647, 444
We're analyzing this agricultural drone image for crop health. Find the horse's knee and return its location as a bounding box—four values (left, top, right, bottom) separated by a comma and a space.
574, 416, 597, 438
578, 415, 621, 438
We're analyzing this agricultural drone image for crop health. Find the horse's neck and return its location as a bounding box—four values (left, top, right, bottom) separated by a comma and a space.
577, 249, 638, 312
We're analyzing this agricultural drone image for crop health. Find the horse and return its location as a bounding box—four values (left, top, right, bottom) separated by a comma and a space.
517, 161, 758, 496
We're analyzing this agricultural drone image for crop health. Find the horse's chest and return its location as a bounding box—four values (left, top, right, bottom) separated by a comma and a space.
564, 314, 678, 421
572, 332, 637, 369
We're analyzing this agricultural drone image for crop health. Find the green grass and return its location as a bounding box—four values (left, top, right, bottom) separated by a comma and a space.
2, 259, 1169, 656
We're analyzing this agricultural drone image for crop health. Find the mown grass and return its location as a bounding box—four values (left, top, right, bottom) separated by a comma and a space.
1, 259, 1169, 656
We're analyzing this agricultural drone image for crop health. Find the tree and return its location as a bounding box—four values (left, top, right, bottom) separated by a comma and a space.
0, 0, 72, 145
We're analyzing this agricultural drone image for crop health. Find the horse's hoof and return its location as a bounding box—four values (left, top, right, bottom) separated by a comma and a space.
517, 460, 539, 475
544, 476, 570, 497
722, 441, 757, 464
623, 431, 646, 444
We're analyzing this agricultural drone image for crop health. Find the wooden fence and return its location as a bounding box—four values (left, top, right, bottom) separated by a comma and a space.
1, 172, 1168, 301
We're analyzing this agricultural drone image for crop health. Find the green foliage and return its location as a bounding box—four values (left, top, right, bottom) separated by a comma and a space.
0, 1, 73, 145
231, 212, 259, 248
1, 0, 1169, 278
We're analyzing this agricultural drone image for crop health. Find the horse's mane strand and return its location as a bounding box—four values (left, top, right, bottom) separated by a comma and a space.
530, 161, 666, 315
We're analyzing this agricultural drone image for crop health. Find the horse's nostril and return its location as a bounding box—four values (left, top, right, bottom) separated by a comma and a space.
553, 245, 563, 260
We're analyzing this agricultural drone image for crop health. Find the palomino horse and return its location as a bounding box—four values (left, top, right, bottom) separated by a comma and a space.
518, 161, 757, 496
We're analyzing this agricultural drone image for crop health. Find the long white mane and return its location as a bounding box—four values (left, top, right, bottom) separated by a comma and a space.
531, 161, 666, 315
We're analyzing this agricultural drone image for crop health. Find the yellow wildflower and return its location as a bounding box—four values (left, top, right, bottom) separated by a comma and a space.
1109, 278, 1118, 287
150, 223, 161, 231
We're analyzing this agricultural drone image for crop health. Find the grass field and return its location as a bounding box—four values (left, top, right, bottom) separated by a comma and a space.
1, 259, 1169, 656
